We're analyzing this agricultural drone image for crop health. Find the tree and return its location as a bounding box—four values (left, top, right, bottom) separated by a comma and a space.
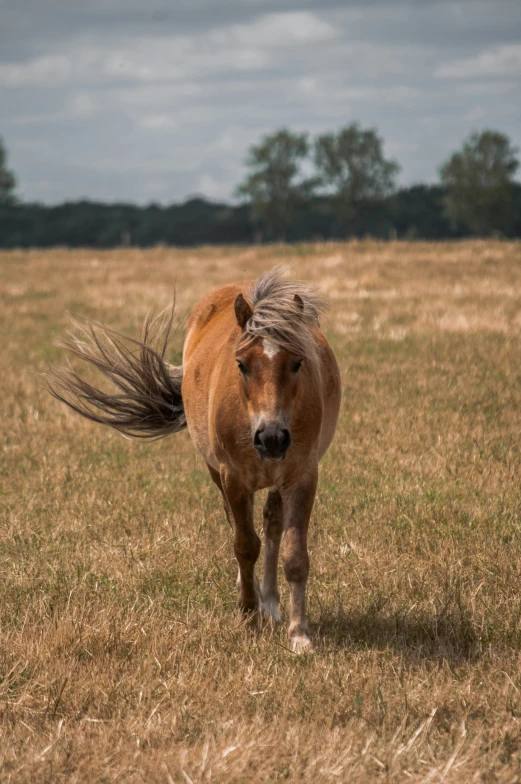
440, 130, 519, 236
314, 124, 399, 236
236, 129, 313, 240
0, 137, 16, 204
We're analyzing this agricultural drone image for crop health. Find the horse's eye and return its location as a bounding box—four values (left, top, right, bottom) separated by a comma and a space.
291, 359, 304, 373
236, 359, 247, 374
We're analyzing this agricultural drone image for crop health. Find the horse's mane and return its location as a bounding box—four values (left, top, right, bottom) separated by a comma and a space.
238, 266, 327, 359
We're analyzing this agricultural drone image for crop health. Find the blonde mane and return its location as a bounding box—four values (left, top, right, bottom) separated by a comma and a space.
238, 267, 327, 359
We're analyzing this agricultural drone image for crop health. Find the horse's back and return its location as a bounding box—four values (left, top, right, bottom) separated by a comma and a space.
183, 281, 251, 365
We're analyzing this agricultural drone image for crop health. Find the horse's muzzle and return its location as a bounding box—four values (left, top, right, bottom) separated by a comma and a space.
254, 423, 291, 461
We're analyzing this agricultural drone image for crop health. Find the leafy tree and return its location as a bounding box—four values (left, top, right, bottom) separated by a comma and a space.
314, 124, 399, 236
440, 130, 519, 236
236, 129, 313, 240
0, 137, 16, 204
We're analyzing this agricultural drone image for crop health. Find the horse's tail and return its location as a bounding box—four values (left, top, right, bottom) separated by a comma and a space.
46, 307, 187, 440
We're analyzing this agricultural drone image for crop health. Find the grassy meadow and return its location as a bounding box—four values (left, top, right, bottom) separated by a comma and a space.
2, 240, 521, 782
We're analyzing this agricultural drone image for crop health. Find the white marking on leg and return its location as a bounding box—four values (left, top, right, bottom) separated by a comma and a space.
288, 581, 312, 651
291, 635, 313, 654
261, 596, 281, 624
262, 338, 280, 359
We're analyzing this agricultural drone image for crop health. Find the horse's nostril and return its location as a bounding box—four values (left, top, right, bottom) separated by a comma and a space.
280, 428, 291, 451
253, 428, 263, 447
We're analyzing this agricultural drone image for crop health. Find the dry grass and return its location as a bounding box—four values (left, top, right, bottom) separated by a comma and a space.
1, 240, 521, 782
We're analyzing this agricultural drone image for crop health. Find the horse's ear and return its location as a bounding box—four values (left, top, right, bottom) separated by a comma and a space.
294, 294, 304, 313
234, 293, 253, 328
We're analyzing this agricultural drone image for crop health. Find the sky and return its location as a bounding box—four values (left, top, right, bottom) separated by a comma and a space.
1, 0, 520, 205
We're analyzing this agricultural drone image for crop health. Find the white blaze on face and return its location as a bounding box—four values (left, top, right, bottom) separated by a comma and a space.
262, 338, 280, 359
250, 338, 283, 439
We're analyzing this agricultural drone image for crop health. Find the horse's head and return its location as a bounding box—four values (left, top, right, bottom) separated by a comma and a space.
234, 292, 307, 462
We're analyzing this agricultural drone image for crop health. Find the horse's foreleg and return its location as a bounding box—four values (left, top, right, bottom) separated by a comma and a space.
261, 489, 283, 623
221, 473, 261, 616
282, 471, 318, 653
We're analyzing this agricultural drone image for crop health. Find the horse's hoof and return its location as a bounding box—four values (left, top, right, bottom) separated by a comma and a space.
290, 635, 313, 654
261, 598, 282, 624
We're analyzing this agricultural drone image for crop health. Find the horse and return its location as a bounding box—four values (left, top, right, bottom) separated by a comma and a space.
48, 268, 341, 652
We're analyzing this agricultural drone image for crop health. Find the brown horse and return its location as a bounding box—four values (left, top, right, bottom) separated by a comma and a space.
49, 268, 341, 652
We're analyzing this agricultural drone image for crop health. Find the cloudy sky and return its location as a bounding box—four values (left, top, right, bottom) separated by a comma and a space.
1, 0, 520, 205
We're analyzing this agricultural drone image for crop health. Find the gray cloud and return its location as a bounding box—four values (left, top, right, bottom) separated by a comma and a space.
1, 0, 520, 204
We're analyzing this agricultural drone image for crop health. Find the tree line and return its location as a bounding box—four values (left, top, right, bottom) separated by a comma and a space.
0, 125, 519, 248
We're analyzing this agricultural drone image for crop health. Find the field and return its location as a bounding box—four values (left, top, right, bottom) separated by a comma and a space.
1, 241, 521, 782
